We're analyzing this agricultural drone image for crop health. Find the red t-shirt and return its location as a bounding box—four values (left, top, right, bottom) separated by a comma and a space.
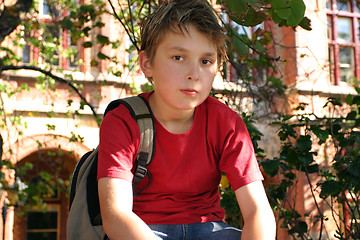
98, 91, 263, 225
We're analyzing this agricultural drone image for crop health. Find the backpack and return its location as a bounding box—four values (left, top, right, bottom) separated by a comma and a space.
67, 95, 155, 240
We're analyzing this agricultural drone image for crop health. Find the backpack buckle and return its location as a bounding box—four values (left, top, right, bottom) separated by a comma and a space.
134, 165, 147, 179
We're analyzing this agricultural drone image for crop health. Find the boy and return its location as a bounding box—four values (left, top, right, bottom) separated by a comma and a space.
97, 0, 276, 239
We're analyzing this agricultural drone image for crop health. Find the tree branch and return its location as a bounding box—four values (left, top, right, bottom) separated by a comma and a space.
0, 65, 99, 121
107, 0, 140, 52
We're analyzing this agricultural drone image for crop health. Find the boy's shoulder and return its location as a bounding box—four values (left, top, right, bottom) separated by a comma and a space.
202, 95, 238, 115
200, 95, 243, 125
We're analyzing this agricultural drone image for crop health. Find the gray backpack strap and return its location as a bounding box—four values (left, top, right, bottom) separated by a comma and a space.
120, 96, 155, 194
67, 95, 155, 240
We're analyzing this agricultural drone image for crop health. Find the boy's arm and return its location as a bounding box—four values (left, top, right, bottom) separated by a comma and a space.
98, 177, 159, 240
235, 181, 276, 240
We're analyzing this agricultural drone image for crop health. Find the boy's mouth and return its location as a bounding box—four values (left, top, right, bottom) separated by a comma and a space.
180, 89, 198, 96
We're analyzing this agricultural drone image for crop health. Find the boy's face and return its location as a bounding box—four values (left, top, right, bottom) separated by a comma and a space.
140, 24, 218, 112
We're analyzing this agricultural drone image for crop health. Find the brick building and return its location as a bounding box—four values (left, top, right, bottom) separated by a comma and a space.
0, 0, 358, 239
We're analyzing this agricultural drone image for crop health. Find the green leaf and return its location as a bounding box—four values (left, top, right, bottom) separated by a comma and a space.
95, 21, 105, 28
287, 0, 306, 27
30, 37, 41, 47
353, 95, 360, 105
346, 111, 357, 120
61, 17, 73, 30
79, 101, 86, 110
83, 41, 92, 48
97, 52, 110, 60
312, 126, 329, 141
345, 94, 353, 105
306, 164, 319, 173
91, 59, 98, 66
347, 162, 360, 177
261, 159, 280, 177
355, 86, 360, 94
286, 148, 298, 166
298, 152, 313, 166
298, 16, 312, 30
295, 221, 308, 235
319, 180, 342, 198
20, 83, 30, 91
223, 0, 248, 15
96, 34, 110, 45
270, 9, 288, 26
45, 124, 56, 131
79, 4, 95, 14
271, 0, 291, 19
232, 33, 248, 55
244, 0, 259, 4
40, 171, 52, 182
82, 27, 91, 37
242, 7, 267, 27
297, 135, 312, 152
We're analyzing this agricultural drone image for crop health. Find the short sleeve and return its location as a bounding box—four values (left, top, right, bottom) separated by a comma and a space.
97, 104, 140, 182
219, 113, 263, 191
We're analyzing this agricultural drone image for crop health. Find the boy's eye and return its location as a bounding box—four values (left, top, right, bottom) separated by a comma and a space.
201, 59, 212, 65
173, 56, 184, 61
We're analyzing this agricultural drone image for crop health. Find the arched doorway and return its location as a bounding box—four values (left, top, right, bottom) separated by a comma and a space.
13, 148, 76, 240
2, 134, 89, 240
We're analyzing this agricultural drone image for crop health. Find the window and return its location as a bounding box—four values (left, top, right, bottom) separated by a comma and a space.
39, 0, 59, 17
22, 28, 31, 64
21, 0, 80, 70
326, 0, 360, 85
26, 205, 59, 240
67, 33, 79, 69
23, 45, 31, 63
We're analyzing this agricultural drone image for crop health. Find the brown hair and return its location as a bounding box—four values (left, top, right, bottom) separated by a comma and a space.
140, 0, 227, 64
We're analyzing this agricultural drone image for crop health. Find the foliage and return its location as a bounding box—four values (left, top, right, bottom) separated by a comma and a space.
219, 174, 242, 228
261, 86, 360, 239
2, 0, 345, 239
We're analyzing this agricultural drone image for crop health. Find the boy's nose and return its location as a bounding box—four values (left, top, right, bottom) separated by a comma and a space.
186, 63, 200, 81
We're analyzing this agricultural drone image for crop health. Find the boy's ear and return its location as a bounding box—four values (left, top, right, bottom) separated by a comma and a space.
138, 51, 153, 78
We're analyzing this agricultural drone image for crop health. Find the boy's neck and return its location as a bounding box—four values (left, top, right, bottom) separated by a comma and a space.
149, 93, 195, 134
